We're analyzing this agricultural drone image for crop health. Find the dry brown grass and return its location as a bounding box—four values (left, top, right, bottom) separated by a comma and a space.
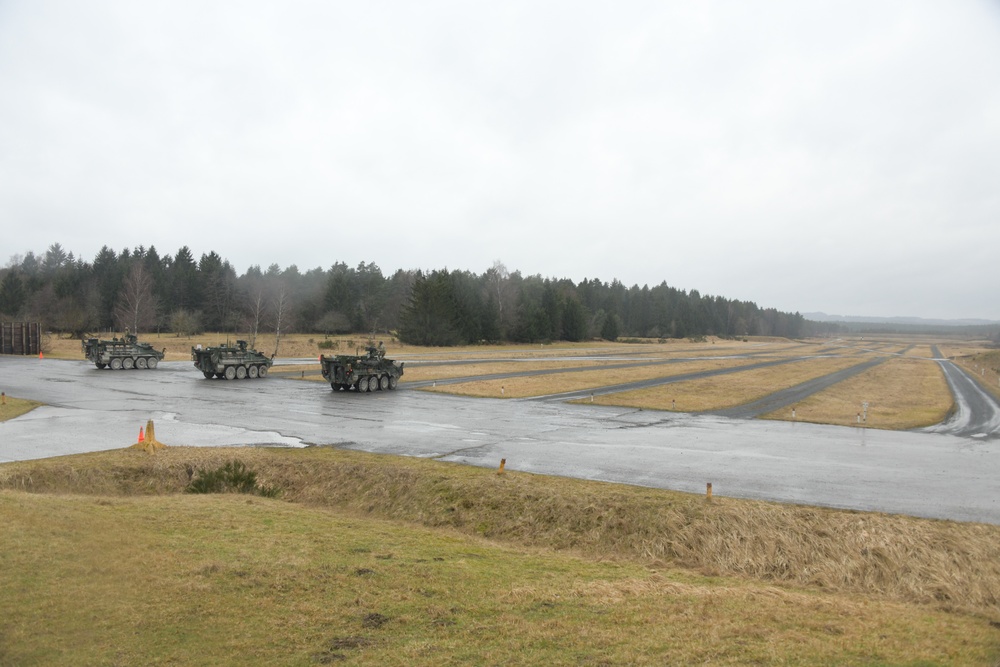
421, 356, 764, 398
762, 357, 953, 428
43, 331, 803, 362
401, 359, 617, 383
42, 331, 390, 361
904, 345, 937, 358
4, 445, 1000, 620
587, 354, 869, 412
0, 395, 41, 422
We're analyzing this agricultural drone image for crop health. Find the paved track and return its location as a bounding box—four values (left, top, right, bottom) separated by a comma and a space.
3, 356, 999, 524
922, 346, 1000, 439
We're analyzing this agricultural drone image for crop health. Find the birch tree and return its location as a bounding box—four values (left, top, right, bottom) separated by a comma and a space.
114, 263, 157, 333
272, 288, 288, 357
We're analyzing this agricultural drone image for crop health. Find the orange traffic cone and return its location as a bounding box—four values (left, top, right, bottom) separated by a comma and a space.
138, 427, 145, 443
39, 351, 43, 359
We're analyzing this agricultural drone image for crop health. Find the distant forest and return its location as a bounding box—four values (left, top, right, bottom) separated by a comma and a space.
0, 243, 817, 346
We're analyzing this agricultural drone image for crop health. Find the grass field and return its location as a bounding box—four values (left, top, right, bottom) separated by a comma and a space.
2, 446, 999, 666
418, 356, 765, 398
762, 357, 953, 428
43, 332, 735, 363
584, 354, 869, 413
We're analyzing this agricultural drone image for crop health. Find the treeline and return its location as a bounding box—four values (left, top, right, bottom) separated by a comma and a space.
0, 243, 808, 345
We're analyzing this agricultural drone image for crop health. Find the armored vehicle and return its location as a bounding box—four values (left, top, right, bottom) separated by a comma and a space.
83, 332, 165, 370
191, 340, 273, 380
320, 341, 404, 392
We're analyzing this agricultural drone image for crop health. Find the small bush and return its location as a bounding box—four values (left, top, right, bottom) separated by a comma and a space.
318, 340, 338, 350
185, 460, 279, 497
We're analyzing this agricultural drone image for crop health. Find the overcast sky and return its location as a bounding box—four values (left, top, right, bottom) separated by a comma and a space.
2, 1, 999, 321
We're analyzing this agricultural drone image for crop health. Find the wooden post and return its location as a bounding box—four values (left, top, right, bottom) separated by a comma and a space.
706, 482, 712, 500
497, 458, 506, 474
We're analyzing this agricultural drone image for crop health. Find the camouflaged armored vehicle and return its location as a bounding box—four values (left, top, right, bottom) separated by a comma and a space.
320, 341, 403, 392
83, 332, 165, 370
191, 340, 273, 380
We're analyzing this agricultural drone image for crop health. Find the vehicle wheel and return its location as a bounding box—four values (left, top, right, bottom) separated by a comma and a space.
136, 357, 148, 369
96, 363, 107, 369
203, 371, 214, 379
123, 357, 134, 370
369, 376, 380, 392
389, 376, 398, 390
110, 358, 123, 370
224, 366, 236, 380
379, 375, 389, 391
258, 365, 268, 378
248, 365, 258, 378
236, 365, 247, 379
147, 357, 158, 369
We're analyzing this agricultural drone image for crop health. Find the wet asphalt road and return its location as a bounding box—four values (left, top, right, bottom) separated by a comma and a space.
923, 347, 1000, 438
2, 356, 999, 525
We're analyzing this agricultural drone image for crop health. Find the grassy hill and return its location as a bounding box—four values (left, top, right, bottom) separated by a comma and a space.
2, 446, 999, 665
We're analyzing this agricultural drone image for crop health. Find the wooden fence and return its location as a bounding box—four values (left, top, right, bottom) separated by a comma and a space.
1, 322, 41, 355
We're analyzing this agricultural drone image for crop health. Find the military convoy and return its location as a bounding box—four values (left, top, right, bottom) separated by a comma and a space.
191, 340, 273, 380
82, 332, 165, 370
82, 332, 404, 393
320, 341, 404, 392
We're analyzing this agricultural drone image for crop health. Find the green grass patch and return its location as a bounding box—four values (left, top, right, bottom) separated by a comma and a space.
185, 459, 280, 497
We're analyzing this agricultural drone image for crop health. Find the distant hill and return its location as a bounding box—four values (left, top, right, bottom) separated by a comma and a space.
803, 313, 1000, 328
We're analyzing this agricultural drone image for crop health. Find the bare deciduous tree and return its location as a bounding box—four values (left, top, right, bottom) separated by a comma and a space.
272, 288, 288, 357
114, 263, 157, 333
487, 259, 511, 327
245, 288, 266, 350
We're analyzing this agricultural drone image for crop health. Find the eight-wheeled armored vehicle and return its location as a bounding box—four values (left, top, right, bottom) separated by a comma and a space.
320, 341, 403, 392
83, 332, 165, 370
191, 340, 273, 380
